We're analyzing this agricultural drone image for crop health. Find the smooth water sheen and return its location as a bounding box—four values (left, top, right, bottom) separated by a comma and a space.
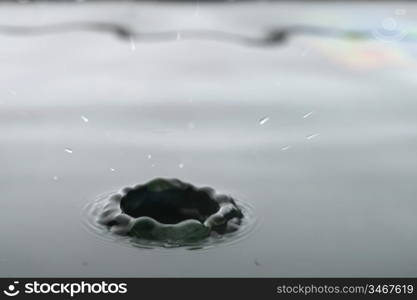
1, 2, 417, 277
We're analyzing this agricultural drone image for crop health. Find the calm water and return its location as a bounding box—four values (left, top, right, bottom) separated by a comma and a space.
1, 1, 417, 277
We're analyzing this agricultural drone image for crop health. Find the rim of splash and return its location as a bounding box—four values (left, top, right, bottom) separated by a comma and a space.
81, 191, 258, 251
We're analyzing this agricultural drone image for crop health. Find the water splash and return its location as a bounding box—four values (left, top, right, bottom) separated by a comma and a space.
2, 22, 416, 47
82, 185, 257, 251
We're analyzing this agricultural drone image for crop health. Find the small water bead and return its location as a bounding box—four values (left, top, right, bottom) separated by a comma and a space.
194, 8, 200, 17
382, 18, 397, 31
81, 115, 89, 123
8, 89, 17, 96
395, 9, 406, 16
306, 133, 320, 140
53, 176, 59, 181
147, 154, 152, 159
110, 168, 116, 172
178, 163, 184, 169
301, 48, 310, 57
303, 111, 314, 119
64, 148, 73, 154
259, 117, 270, 125
129, 37, 136, 51
281, 145, 291, 151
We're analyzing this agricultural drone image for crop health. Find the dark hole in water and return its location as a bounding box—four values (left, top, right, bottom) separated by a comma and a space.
97, 178, 245, 244
120, 179, 220, 224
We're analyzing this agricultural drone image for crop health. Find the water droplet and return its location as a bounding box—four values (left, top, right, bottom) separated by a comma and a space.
147, 154, 152, 159
81, 115, 89, 123
382, 18, 397, 31
301, 48, 310, 57
53, 176, 59, 181
259, 117, 270, 125
303, 111, 314, 119
194, 0, 200, 17
178, 163, 184, 169
306, 133, 320, 140
64, 148, 73, 154
8, 89, 17, 96
129, 37, 136, 51
110, 168, 116, 172
395, 8, 406, 16
281, 145, 291, 151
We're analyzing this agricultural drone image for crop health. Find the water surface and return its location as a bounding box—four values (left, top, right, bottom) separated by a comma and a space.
1, 1, 417, 277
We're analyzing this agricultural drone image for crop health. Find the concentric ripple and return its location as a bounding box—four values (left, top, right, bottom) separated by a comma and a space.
81, 191, 257, 251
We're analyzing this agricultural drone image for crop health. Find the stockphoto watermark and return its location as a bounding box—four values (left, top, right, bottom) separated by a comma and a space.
2, 280, 128, 297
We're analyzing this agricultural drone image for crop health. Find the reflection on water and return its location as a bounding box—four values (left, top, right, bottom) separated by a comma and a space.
0, 1, 417, 277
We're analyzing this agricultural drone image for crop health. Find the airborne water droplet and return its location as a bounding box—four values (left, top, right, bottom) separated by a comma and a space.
303, 111, 314, 119
53, 176, 59, 181
306, 133, 320, 140
110, 168, 116, 172
281, 145, 291, 151
64, 148, 73, 154
8, 89, 17, 96
129, 37, 136, 51
81, 115, 89, 123
147, 154, 152, 159
259, 117, 270, 125
178, 163, 184, 169
395, 8, 406, 16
